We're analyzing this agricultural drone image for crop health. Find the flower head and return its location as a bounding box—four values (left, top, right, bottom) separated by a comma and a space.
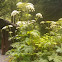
51, 21, 56, 25
50, 21, 57, 28
26, 3, 35, 12
8, 25, 13, 28
16, 21, 21, 25
27, 3, 34, 7
22, 22, 26, 25
11, 10, 19, 16
31, 20, 36, 22
2, 26, 8, 30
36, 13, 43, 18
16, 2, 23, 7
59, 18, 62, 21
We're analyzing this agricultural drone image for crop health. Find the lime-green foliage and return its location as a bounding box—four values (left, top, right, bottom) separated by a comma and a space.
48, 53, 62, 62
6, 21, 62, 62
5, 2, 62, 62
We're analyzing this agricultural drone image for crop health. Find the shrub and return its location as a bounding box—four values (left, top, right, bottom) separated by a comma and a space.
6, 2, 62, 62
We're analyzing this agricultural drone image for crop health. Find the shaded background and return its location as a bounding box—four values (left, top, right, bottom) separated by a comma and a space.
0, 0, 62, 21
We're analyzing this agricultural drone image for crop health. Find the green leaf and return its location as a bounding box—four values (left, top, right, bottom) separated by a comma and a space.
48, 53, 62, 62
56, 44, 62, 53
32, 58, 48, 62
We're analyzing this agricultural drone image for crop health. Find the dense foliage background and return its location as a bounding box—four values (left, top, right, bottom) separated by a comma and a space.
29, 0, 62, 20
0, 0, 62, 62
0, 0, 62, 20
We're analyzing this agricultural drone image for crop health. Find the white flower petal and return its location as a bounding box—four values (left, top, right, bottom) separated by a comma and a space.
16, 21, 21, 25
16, 2, 23, 6
36, 13, 43, 18
11, 10, 19, 16
26, 4, 35, 12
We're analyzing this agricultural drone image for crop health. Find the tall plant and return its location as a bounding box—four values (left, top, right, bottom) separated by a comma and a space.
6, 2, 62, 62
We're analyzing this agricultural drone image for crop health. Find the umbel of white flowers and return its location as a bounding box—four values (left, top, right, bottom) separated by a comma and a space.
36, 13, 43, 18
16, 2, 35, 12
26, 3, 35, 12
50, 21, 57, 28
59, 18, 62, 21
16, 2, 23, 6
11, 2, 43, 19
11, 10, 19, 16
2, 25, 13, 30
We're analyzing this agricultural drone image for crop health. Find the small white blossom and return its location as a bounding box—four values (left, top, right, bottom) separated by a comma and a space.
50, 21, 57, 28
51, 21, 56, 25
50, 25, 57, 28
60, 26, 62, 28
36, 13, 43, 18
27, 21, 31, 25
16, 21, 21, 25
59, 18, 62, 21
16, 27, 20, 29
16, 2, 23, 6
31, 20, 36, 22
11, 10, 19, 16
27, 3, 34, 7
9, 31, 13, 34
57, 36, 61, 39
8, 25, 13, 28
50, 31, 54, 35
22, 22, 26, 25
26, 4, 35, 12
2, 26, 8, 30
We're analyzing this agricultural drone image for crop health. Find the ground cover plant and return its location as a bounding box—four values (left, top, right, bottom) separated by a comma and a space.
2, 1, 62, 62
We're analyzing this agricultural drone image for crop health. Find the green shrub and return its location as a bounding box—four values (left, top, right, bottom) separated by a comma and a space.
5, 2, 62, 62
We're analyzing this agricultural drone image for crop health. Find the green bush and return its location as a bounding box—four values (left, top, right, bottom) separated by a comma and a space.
6, 20, 62, 62
5, 2, 62, 62
6, 29, 62, 62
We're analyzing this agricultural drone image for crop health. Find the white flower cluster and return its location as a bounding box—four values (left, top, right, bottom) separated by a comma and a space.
22, 22, 26, 25
16, 21, 21, 25
16, 2, 23, 8
50, 31, 54, 35
26, 3, 35, 12
11, 10, 19, 16
27, 3, 34, 6
8, 25, 13, 28
50, 21, 57, 26
50, 21, 57, 28
59, 18, 62, 21
31, 20, 36, 22
16, 2, 35, 12
36, 13, 43, 18
2, 26, 8, 30
16, 2, 22, 6
16, 21, 26, 26
2, 25, 13, 30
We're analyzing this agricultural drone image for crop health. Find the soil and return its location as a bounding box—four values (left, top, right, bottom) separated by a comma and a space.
0, 50, 9, 62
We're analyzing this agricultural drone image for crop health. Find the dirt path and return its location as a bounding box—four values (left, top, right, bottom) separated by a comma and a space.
0, 50, 9, 62
0, 55, 9, 62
